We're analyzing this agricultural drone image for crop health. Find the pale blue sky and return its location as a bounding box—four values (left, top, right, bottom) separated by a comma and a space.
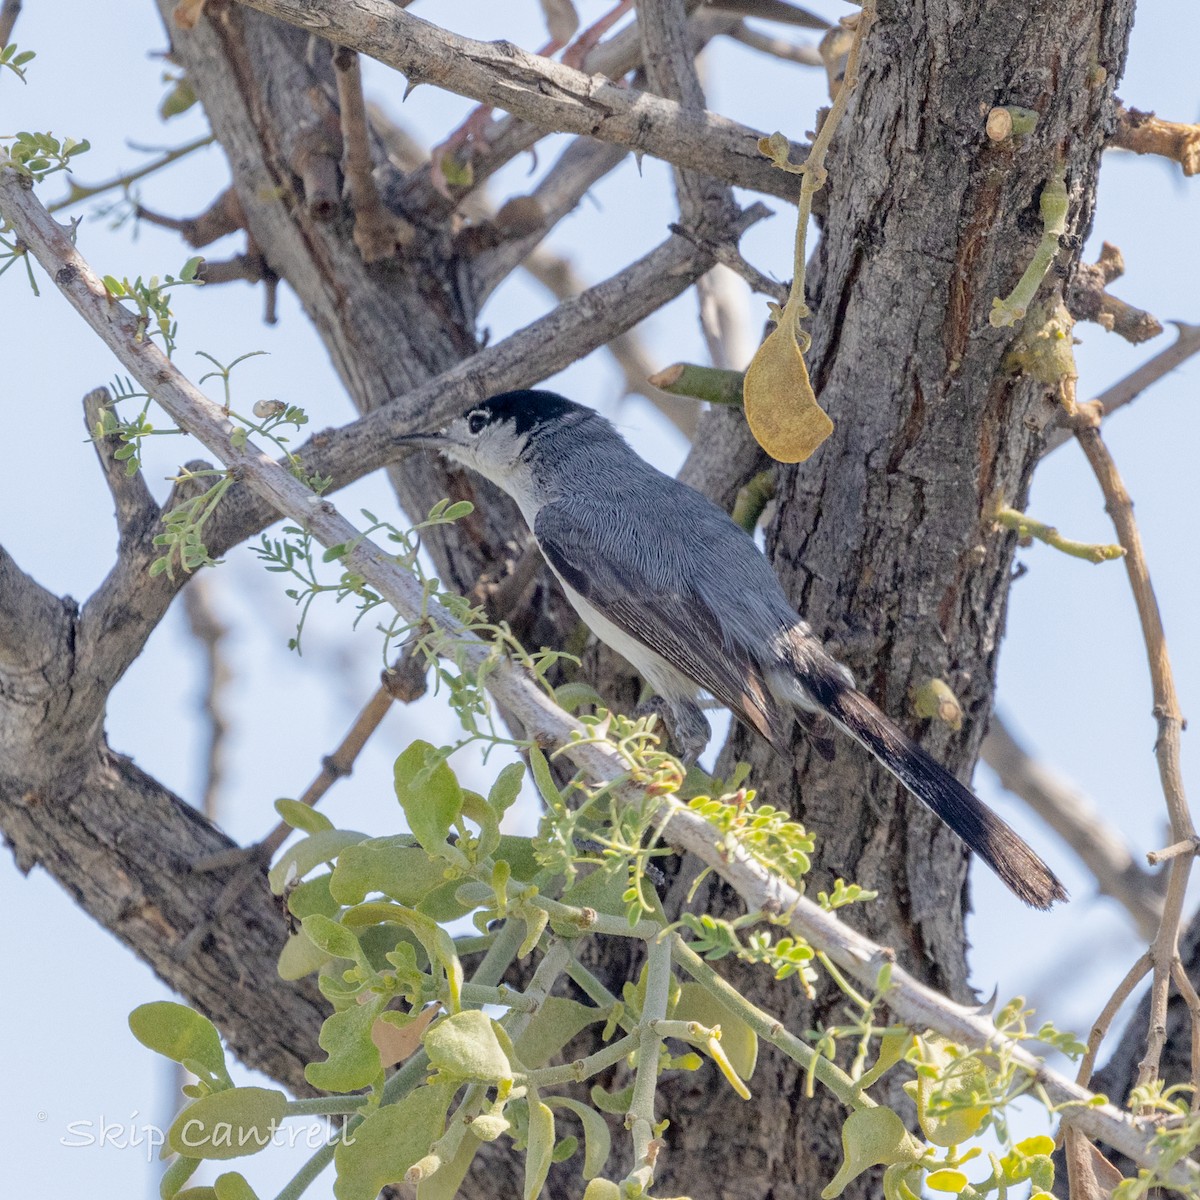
2, 2, 1198, 1195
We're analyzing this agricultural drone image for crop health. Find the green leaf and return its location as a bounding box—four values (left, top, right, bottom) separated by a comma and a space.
394, 741, 463, 855
300, 914, 367, 966
904, 1037, 990, 1147
556, 867, 629, 927
442, 500, 474, 521
213, 1173, 260, 1200
589, 1083, 634, 1115
672, 982, 758, 1081
329, 838, 439, 906
424, 1010, 512, 1083
524, 1096, 555, 1200
514, 996, 604, 1070
488, 762, 526, 817
461, 790, 501, 860
129, 1002, 231, 1087
274, 798, 333, 833
305, 995, 387, 1092
159, 1154, 201, 1199
340, 902, 462, 1010
167, 1087, 287, 1160
528, 746, 561, 808
267, 829, 369, 894
334, 1084, 454, 1200
545, 1096, 611, 1181
820, 1108, 923, 1199
276, 930, 331, 981
287, 874, 339, 920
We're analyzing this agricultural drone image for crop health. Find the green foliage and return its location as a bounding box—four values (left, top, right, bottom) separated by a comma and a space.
0, 128, 89, 183
101, 257, 203, 355
0, 43, 37, 82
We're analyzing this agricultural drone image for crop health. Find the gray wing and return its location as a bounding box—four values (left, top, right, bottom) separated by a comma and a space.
534, 500, 789, 750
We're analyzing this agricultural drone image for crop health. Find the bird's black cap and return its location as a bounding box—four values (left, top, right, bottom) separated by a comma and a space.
471, 389, 585, 438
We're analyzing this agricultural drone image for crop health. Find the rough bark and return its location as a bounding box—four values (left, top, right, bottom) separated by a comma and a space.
656, 1, 1136, 1195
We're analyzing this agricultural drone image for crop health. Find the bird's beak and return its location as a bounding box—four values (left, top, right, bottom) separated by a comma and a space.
394, 429, 445, 449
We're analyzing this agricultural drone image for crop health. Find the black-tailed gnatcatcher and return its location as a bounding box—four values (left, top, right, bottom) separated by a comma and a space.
399, 389, 1066, 909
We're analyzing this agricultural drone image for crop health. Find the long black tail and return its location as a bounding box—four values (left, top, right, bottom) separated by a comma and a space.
819, 686, 1066, 910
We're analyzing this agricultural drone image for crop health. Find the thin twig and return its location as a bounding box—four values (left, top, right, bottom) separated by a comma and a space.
47, 135, 215, 214
1066, 383, 1195, 1095
1077, 951, 1152, 1089
183, 577, 231, 818
4, 166, 1197, 1188
726, 20, 823, 66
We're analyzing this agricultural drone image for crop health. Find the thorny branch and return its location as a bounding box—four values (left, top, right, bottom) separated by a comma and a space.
3, 165, 1197, 1190
234, 0, 808, 201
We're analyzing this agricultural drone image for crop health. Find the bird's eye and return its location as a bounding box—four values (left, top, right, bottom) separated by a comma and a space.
466, 411, 488, 435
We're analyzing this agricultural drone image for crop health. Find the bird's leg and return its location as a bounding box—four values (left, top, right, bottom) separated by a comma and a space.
636, 694, 711, 765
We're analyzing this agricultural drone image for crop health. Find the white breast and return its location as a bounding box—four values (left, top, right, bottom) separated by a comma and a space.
552, 573, 701, 708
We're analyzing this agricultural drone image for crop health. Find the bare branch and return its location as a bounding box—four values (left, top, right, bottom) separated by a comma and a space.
332, 46, 414, 261
726, 19, 824, 66
1067, 242, 1164, 344
468, 136, 629, 300
1065, 386, 1195, 1095
4, 165, 1193, 1189
236, 0, 806, 201
981, 714, 1163, 939
82, 386, 160, 546
1041, 321, 1200, 455
1111, 103, 1200, 176
640, 0, 735, 230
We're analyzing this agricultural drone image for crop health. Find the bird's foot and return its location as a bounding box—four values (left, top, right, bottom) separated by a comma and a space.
635, 695, 710, 766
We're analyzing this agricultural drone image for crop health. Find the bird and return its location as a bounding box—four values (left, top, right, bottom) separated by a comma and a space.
398, 388, 1066, 910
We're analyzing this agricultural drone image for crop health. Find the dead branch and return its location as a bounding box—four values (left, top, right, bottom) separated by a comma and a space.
1067, 241, 1164, 344
1111, 103, 1200, 176
1065, 384, 1196, 1097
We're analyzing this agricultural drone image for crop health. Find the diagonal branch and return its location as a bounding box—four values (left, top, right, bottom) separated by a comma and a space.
234, 0, 805, 201
2, 163, 1195, 1190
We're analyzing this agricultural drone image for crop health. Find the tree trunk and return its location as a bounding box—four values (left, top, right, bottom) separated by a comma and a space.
652, 2, 1136, 1196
